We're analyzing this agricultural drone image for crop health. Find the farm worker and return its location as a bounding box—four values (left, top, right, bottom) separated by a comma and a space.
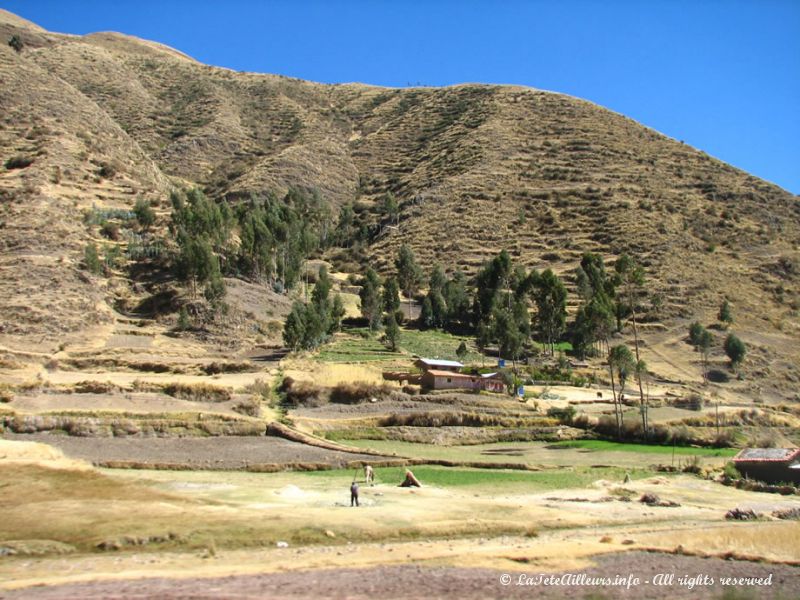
364, 465, 374, 485
350, 481, 360, 507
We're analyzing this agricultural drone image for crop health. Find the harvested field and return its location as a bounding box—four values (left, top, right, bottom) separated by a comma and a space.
3, 553, 798, 599
290, 394, 538, 418
337, 439, 736, 469
7, 391, 245, 417
1, 433, 388, 470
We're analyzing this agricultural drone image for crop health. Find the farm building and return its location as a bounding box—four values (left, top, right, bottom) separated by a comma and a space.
420, 369, 505, 393
732, 448, 800, 485
414, 358, 463, 372
479, 372, 506, 393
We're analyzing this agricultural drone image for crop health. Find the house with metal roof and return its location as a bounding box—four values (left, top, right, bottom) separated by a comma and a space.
419, 369, 505, 393
732, 448, 800, 485
414, 358, 464, 372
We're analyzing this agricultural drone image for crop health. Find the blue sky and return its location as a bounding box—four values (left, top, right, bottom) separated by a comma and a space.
5, 1, 799, 193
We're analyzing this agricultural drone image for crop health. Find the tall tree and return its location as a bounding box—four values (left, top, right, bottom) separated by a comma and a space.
442, 270, 470, 327
635, 359, 649, 438
382, 277, 401, 315
572, 294, 615, 358
419, 296, 434, 329
493, 306, 524, 369
395, 244, 423, 313
283, 302, 307, 350
383, 312, 400, 351
698, 329, 713, 383
473, 250, 512, 326
614, 253, 648, 437
607, 345, 635, 439
530, 269, 567, 355
381, 193, 400, 227
359, 268, 383, 331
329, 294, 345, 334
335, 203, 356, 247
571, 253, 617, 358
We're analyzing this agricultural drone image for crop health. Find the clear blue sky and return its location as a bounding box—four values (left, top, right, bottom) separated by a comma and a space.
5, 0, 800, 194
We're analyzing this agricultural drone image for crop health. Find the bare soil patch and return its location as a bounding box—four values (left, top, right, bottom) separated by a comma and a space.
2, 553, 797, 599
1, 433, 388, 470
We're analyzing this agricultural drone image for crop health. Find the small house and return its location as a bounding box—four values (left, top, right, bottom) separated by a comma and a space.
420, 369, 506, 393
421, 369, 482, 391
732, 448, 800, 485
480, 372, 506, 394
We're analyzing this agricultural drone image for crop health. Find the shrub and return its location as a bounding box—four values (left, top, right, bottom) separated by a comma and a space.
73, 380, 117, 394
713, 429, 735, 447
176, 307, 190, 331
243, 378, 273, 402
329, 382, 396, 404
280, 377, 328, 407
681, 455, 702, 474
162, 382, 231, 403
669, 425, 692, 446
688, 321, 704, 346
83, 243, 103, 274
4, 155, 33, 170
722, 461, 740, 479
100, 222, 120, 240
546, 405, 576, 425
724, 334, 746, 369
233, 397, 261, 417
9, 34, 23, 52
134, 198, 156, 229
97, 162, 116, 179
718, 300, 733, 326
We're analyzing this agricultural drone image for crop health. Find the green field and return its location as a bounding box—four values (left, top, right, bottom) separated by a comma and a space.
530, 341, 574, 353
394, 328, 484, 363
314, 326, 484, 363
314, 331, 399, 362
300, 464, 654, 491
548, 440, 738, 457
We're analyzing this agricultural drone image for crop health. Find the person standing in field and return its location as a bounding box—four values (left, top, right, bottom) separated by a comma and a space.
364, 465, 374, 485
350, 481, 360, 507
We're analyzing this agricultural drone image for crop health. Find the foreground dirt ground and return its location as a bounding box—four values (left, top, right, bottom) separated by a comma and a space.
2, 551, 797, 599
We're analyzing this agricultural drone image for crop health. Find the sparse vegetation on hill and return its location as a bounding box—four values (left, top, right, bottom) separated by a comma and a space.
0, 10, 798, 402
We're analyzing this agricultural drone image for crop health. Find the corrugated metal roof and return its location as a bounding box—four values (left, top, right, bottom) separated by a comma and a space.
733, 448, 800, 462
416, 358, 464, 368
424, 370, 474, 379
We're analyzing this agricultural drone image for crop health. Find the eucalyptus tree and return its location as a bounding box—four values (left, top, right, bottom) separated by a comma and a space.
608, 344, 635, 439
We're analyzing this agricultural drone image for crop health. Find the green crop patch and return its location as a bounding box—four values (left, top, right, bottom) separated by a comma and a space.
548, 440, 738, 457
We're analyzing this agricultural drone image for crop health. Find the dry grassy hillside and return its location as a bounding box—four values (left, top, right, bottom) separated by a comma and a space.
1, 10, 798, 399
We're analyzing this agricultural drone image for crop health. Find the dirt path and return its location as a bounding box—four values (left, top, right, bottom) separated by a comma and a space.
2, 552, 796, 599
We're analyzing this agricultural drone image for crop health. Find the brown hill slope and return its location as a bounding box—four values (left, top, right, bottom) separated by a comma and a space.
0, 11, 798, 399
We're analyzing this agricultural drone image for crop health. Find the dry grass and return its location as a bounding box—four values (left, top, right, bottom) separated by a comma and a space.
161, 382, 232, 403
637, 522, 800, 563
